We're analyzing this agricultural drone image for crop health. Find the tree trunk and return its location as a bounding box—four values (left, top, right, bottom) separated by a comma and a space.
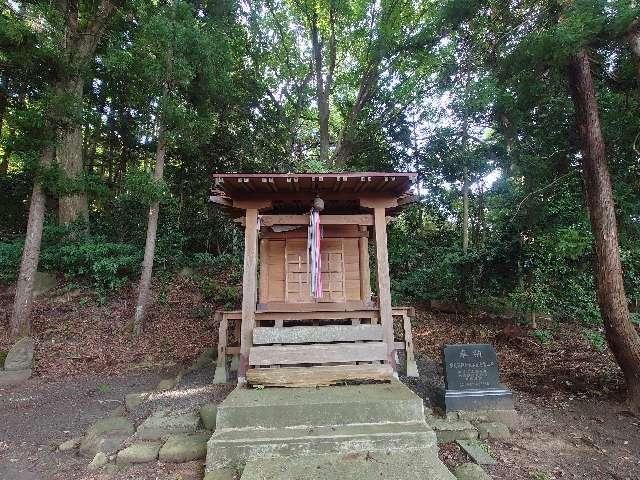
627, 18, 640, 78
10, 147, 53, 338
332, 63, 379, 167
310, 13, 330, 165
568, 48, 640, 412
0, 90, 8, 175
54, 0, 116, 224
57, 76, 89, 225
133, 50, 172, 336
133, 128, 166, 335
462, 166, 470, 253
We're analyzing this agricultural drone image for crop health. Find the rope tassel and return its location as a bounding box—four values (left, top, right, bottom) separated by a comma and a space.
307, 209, 323, 299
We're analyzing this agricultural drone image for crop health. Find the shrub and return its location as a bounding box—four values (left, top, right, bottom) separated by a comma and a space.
583, 329, 606, 352
197, 277, 241, 308
0, 240, 24, 283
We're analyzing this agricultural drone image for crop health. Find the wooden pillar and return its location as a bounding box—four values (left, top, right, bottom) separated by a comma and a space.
238, 208, 258, 382
358, 226, 371, 303
213, 312, 228, 383
373, 206, 396, 372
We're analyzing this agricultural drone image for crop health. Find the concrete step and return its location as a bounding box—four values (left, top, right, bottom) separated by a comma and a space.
206, 422, 437, 470
216, 382, 425, 430
239, 450, 456, 480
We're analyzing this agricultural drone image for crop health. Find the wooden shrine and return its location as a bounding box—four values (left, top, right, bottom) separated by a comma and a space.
209, 173, 419, 387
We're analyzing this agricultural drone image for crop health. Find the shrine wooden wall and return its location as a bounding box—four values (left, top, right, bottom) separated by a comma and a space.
258, 225, 367, 304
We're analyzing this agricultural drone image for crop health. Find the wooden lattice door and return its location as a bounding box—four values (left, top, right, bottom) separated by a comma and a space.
284, 238, 345, 303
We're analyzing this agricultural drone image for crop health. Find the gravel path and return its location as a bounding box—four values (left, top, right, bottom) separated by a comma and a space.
0, 372, 161, 480
128, 365, 234, 424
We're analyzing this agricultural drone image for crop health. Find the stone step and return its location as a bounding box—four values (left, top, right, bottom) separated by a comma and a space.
206, 422, 437, 471
216, 382, 425, 430
239, 450, 456, 480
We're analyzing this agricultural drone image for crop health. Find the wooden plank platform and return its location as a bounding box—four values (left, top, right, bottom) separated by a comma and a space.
249, 342, 387, 366
246, 364, 393, 387
253, 325, 384, 345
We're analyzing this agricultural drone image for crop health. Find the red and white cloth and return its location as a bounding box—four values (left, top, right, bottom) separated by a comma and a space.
307, 209, 322, 298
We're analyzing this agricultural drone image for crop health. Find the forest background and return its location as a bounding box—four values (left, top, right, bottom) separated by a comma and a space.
1, 0, 639, 407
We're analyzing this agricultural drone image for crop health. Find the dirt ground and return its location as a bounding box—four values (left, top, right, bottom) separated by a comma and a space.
1, 281, 639, 479
0, 371, 217, 480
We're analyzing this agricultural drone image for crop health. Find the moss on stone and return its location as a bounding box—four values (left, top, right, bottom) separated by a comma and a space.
0, 350, 7, 369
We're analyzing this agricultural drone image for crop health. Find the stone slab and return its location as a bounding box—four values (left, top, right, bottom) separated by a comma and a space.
79, 416, 135, 457
477, 422, 510, 440
450, 409, 519, 429
4, 337, 34, 371
58, 437, 82, 452
213, 365, 227, 384
454, 462, 492, 480
33, 271, 57, 296
116, 442, 161, 464
0, 369, 31, 386
200, 403, 217, 431
240, 450, 456, 480
445, 388, 514, 412
125, 392, 150, 410
136, 409, 200, 440
156, 378, 177, 391
443, 344, 500, 391
206, 422, 437, 471
204, 469, 237, 480
216, 382, 424, 429
428, 418, 478, 444
88, 452, 108, 470
456, 440, 497, 465
159, 433, 210, 463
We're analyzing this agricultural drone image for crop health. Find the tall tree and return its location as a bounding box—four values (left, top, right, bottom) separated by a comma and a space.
134, 49, 172, 335
10, 147, 52, 337
6, 0, 117, 337
54, 0, 117, 224
567, 48, 640, 412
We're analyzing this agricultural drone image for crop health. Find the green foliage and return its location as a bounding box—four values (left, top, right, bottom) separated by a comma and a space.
193, 253, 242, 308
97, 383, 111, 394
529, 472, 551, 480
198, 278, 241, 309
530, 329, 553, 346
39, 235, 142, 292
0, 240, 24, 283
583, 329, 607, 353
1, 0, 639, 345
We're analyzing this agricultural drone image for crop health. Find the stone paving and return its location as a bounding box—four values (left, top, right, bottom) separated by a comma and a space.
57, 349, 232, 474
56, 348, 515, 479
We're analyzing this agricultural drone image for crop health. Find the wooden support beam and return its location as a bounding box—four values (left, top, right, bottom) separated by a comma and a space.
218, 308, 379, 321
247, 364, 393, 387
213, 311, 228, 383
359, 226, 371, 302
373, 206, 397, 372
232, 199, 272, 210
235, 214, 374, 227
403, 314, 419, 377
253, 324, 384, 345
360, 197, 398, 209
249, 342, 387, 366
258, 238, 267, 304
208, 195, 232, 206
238, 208, 259, 382
261, 230, 367, 239
256, 301, 373, 312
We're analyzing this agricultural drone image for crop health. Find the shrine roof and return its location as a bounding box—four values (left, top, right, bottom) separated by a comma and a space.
209, 172, 418, 216
211, 172, 415, 196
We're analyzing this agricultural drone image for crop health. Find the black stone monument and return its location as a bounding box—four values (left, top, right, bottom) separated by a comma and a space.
443, 343, 513, 412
